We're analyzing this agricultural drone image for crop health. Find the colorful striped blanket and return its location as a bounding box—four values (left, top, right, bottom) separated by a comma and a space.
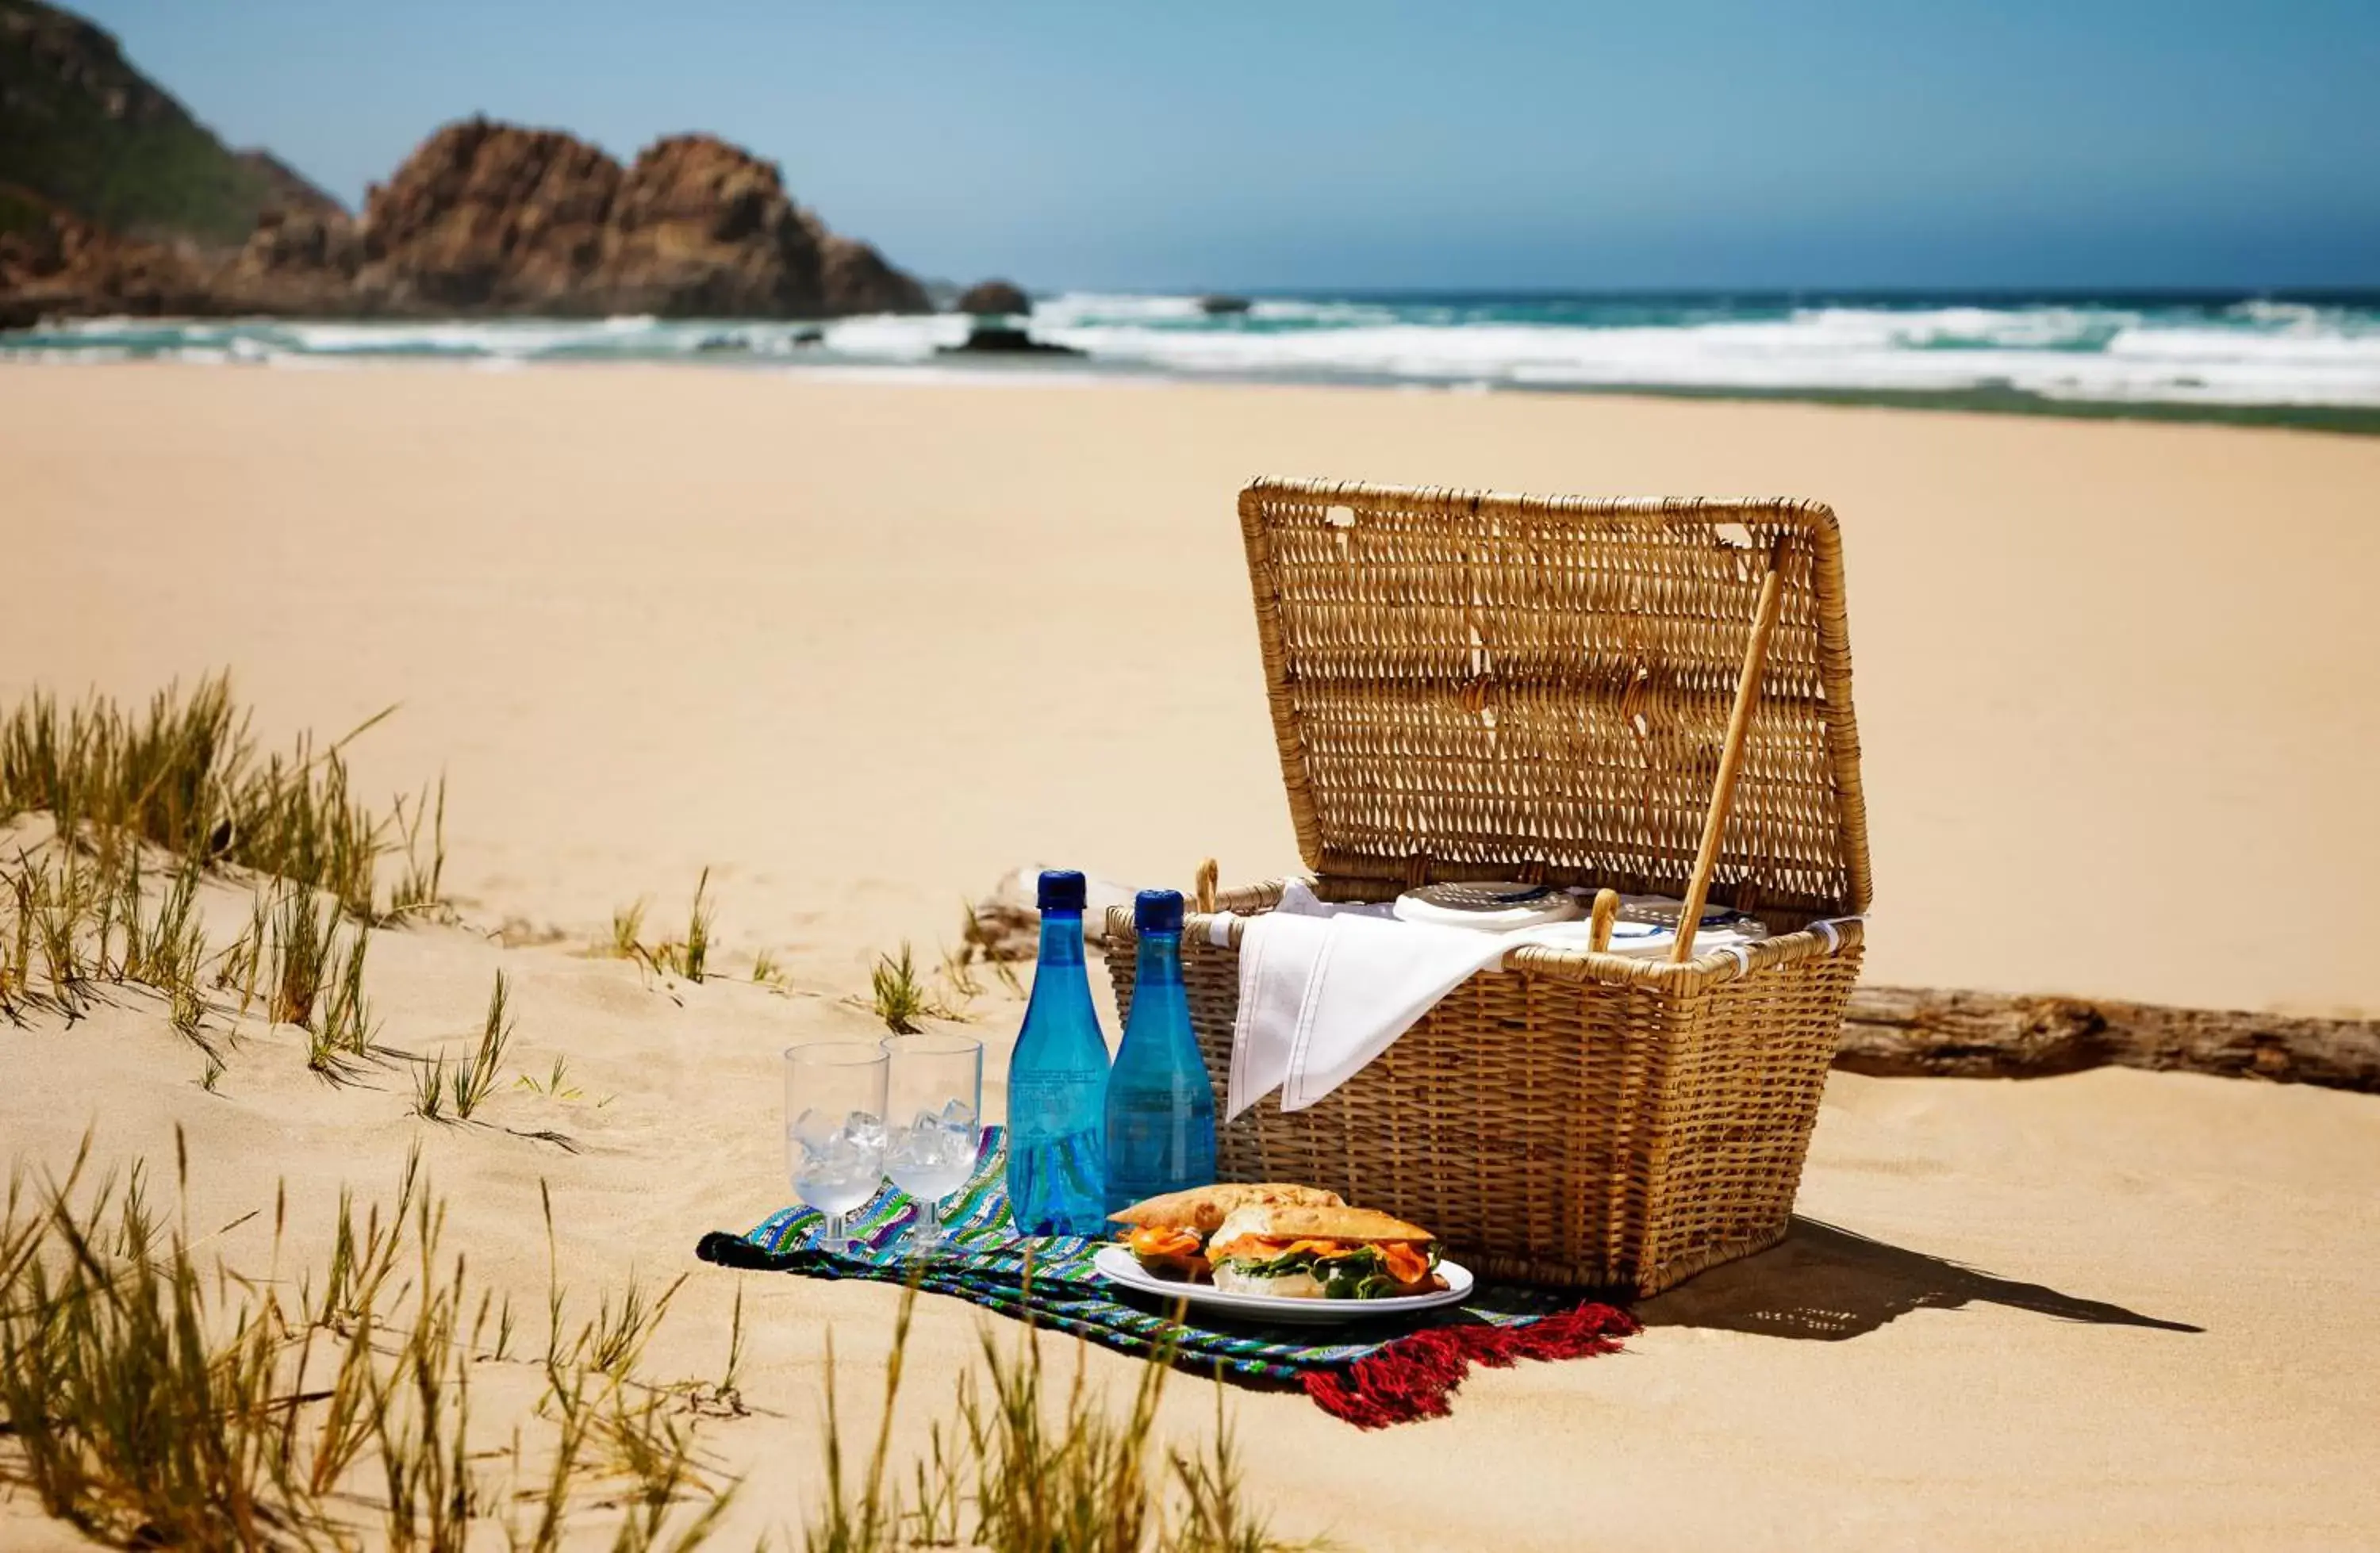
695, 1126, 1636, 1426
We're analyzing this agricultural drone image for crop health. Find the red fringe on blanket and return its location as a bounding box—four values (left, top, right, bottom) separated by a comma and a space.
1301, 1303, 1641, 1428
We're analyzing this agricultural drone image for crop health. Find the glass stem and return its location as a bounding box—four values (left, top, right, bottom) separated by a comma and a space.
823, 1210, 847, 1251
916, 1199, 940, 1248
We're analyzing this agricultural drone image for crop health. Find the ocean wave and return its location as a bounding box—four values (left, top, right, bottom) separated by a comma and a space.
9, 293, 2380, 408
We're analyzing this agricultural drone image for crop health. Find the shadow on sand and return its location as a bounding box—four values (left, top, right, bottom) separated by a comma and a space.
1635, 1217, 2204, 1340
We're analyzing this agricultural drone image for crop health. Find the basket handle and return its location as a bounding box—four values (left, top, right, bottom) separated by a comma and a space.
1588, 888, 1620, 953
1193, 857, 1219, 915
1672, 542, 1789, 963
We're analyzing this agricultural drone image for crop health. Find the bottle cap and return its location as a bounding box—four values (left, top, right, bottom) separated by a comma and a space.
1037, 869, 1087, 913
1134, 888, 1184, 934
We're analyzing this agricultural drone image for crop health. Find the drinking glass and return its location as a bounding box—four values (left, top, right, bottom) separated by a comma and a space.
783, 1041, 889, 1254
881, 1031, 984, 1254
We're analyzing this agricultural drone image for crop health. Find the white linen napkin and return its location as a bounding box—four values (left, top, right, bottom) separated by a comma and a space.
1213, 884, 1831, 1120
1221, 892, 1516, 1121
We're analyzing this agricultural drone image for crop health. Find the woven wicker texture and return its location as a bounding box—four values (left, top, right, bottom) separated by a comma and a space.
1240, 479, 1870, 918
1111, 896, 1865, 1294
1109, 479, 1875, 1296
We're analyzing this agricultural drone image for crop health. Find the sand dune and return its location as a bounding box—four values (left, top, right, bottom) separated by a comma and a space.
3, 365, 2378, 1549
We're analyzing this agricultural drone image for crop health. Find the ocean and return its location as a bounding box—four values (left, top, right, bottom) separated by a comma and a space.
10, 289, 2380, 428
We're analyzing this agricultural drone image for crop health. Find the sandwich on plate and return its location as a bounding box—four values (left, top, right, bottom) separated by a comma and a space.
1108, 1183, 1345, 1283
1205, 1204, 1446, 1299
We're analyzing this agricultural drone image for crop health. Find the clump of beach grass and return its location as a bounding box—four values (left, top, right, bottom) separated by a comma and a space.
0, 1135, 737, 1550
866, 941, 977, 1034
0, 675, 452, 926
412, 969, 515, 1124
451, 969, 514, 1120
516, 1056, 583, 1100
643, 869, 716, 983
267, 884, 337, 1030
115, 849, 209, 1041
871, 942, 933, 1033
679, 868, 713, 982
388, 774, 448, 921
807, 1283, 1303, 1553
2, 838, 217, 1045
608, 896, 651, 958
317, 918, 375, 1061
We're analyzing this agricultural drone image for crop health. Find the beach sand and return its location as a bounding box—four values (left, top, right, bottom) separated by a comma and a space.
3, 364, 2378, 1549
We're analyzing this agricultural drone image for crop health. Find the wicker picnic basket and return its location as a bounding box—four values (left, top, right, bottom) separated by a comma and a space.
1106, 478, 1872, 1295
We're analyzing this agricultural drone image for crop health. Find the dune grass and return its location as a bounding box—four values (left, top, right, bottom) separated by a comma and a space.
610, 896, 652, 958
388, 775, 448, 922
0, 674, 450, 925
871, 941, 933, 1033
679, 868, 714, 984
267, 882, 336, 1030
868, 941, 982, 1033
2, 674, 1298, 1548
451, 968, 514, 1119
0, 1135, 737, 1551
808, 1282, 1306, 1553
410, 969, 516, 1124
642, 869, 716, 983
1, 833, 217, 1053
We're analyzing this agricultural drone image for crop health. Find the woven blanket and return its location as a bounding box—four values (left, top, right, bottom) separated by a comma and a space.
695, 1125, 1636, 1426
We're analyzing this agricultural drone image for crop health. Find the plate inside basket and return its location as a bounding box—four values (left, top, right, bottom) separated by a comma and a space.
1091, 1244, 1473, 1325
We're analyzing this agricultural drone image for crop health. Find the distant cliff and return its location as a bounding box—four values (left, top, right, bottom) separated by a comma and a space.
0, 3, 930, 324
0, 0, 341, 246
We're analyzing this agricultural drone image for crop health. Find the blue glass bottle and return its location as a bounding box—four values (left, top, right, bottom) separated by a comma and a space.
1004, 869, 1110, 1236
1103, 889, 1216, 1215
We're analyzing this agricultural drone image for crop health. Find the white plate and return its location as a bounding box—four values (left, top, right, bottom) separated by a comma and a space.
1091, 1244, 1473, 1325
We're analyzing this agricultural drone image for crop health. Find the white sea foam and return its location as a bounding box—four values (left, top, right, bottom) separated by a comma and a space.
8, 294, 2378, 408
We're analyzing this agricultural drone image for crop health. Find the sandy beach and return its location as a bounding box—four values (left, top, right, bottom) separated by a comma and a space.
5, 364, 2379, 1549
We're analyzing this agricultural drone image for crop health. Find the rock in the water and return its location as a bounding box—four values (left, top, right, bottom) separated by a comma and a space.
1197, 293, 1253, 315
954, 278, 1031, 316
938, 324, 1084, 357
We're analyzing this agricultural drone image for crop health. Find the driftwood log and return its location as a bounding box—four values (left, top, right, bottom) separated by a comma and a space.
1838, 985, 2380, 1095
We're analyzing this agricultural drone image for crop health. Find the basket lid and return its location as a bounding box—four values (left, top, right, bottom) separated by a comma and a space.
1238, 478, 1871, 918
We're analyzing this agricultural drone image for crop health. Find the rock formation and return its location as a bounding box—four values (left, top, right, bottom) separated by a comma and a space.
0, 205, 218, 320
3, 94, 931, 323
352, 119, 619, 313
335, 120, 928, 320
955, 278, 1031, 316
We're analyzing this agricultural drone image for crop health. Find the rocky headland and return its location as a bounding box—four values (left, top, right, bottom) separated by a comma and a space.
3, 118, 931, 325
1, 2, 930, 325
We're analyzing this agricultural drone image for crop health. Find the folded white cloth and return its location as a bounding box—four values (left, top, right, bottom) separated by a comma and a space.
1223, 884, 1517, 1121
1219, 882, 1798, 1121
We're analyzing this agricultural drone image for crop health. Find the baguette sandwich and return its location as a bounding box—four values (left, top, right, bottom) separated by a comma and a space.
1110, 1183, 1345, 1283
1205, 1204, 1445, 1299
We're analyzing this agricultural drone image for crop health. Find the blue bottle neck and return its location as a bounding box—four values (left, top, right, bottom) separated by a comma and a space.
1021, 909, 1100, 1046
1036, 910, 1086, 968
1133, 930, 1183, 988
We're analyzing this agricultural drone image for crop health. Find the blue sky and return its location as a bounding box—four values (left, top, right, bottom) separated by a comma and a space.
71, 0, 2380, 290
